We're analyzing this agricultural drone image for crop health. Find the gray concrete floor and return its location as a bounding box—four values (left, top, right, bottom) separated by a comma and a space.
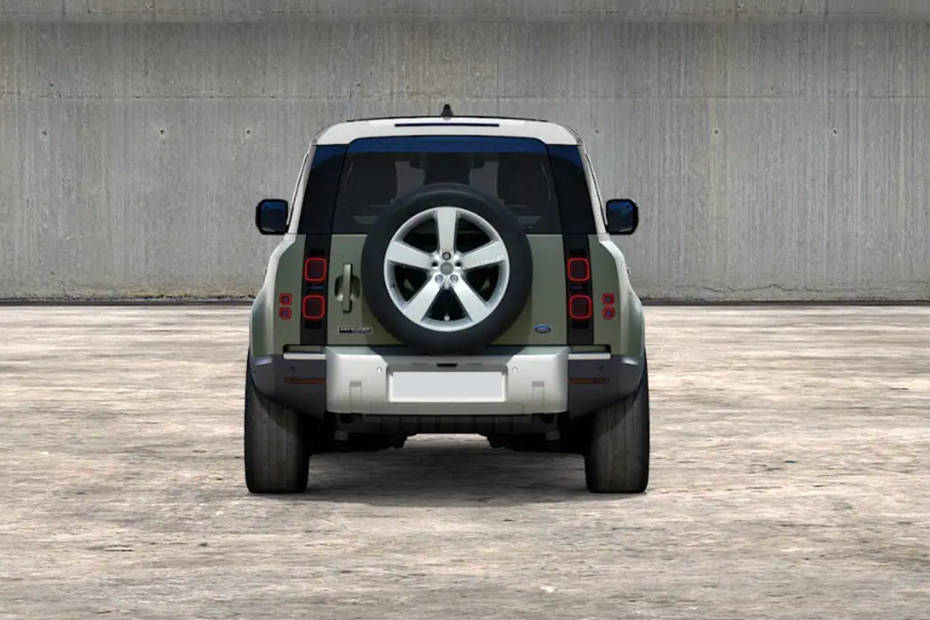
1, 306, 928, 619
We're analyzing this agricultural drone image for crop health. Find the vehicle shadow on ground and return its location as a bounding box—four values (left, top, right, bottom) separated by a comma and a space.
280, 437, 644, 506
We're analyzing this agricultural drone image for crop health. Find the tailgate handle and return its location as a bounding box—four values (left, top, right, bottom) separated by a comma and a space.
339, 263, 353, 313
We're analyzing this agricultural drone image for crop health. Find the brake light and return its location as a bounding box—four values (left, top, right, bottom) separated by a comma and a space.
302, 294, 326, 321
300, 241, 330, 343
304, 257, 327, 283
568, 294, 593, 320
563, 241, 593, 343
567, 257, 590, 282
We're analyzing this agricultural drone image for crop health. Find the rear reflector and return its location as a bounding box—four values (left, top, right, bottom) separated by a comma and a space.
304, 257, 327, 283
569, 377, 609, 385
602, 306, 616, 320
568, 294, 592, 320
279, 292, 292, 306
278, 306, 292, 320
302, 294, 326, 320
567, 257, 590, 282
283, 377, 325, 385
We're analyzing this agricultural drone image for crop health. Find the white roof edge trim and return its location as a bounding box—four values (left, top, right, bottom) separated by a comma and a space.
313, 117, 581, 146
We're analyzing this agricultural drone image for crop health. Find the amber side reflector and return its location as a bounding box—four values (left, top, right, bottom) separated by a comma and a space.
569, 377, 609, 385
283, 377, 325, 385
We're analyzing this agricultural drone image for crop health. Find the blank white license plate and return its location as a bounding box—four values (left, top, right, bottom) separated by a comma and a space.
390, 371, 505, 402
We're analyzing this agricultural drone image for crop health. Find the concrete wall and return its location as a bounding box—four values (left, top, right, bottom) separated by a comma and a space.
1, 1, 928, 301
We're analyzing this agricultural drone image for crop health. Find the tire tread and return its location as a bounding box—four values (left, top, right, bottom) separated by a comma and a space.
244, 364, 310, 493
583, 361, 650, 493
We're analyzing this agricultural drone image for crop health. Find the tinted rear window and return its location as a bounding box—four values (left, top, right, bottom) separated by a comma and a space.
330, 136, 563, 234
298, 144, 347, 235
548, 145, 597, 234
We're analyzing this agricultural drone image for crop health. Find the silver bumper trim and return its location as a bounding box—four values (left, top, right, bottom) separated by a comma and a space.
567, 352, 611, 360
325, 345, 569, 415
282, 352, 327, 361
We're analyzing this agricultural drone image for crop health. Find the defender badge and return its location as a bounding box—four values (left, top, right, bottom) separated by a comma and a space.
338, 325, 373, 335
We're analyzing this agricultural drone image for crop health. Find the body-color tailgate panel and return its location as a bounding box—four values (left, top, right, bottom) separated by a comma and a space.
324, 234, 567, 347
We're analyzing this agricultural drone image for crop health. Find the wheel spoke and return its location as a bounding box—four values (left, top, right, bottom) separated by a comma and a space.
385, 240, 433, 270
451, 278, 491, 322
402, 278, 442, 322
434, 207, 458, 254
460, 241, 506, 270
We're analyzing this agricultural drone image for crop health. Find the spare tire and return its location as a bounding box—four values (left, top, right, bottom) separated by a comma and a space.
361, 183, 532, 354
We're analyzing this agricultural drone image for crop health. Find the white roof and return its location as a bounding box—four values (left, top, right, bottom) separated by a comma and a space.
313, 116, 581, 146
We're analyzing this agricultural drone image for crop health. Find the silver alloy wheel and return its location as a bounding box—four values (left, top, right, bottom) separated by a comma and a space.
383, 206, 511, 332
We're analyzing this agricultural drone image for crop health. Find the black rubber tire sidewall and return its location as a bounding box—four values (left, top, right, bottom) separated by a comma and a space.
244, 357, 311, 493
583, 356, 650, 493
361, 183, 532, 354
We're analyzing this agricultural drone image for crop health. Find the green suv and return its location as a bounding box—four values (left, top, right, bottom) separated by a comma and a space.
247, 112, 647, 494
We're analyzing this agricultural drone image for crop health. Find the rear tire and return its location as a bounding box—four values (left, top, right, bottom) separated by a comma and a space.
583, 359, 649, 493
244, 362, 310, 493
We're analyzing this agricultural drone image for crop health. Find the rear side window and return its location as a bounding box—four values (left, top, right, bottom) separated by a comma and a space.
297, 145, 347, 235
330, 137, 562, 234
548, 145, 597, 234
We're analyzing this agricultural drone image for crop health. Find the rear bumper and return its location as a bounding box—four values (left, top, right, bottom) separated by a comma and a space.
249, 346, 643, 418
326, 346, 568, 415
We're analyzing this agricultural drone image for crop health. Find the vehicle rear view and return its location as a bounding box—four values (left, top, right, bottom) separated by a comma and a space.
248, 112, 647, 494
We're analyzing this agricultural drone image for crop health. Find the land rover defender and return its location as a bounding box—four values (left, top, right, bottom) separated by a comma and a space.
247, 111, 647, 494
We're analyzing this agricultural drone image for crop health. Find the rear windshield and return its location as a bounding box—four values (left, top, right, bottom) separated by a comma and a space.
297, 137, 597, 235
331, 136, 561, 234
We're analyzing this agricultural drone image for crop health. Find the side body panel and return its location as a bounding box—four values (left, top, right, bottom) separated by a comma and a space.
577, 142, 645, 361
249, 235, 305, 357
589, 234, 644, 359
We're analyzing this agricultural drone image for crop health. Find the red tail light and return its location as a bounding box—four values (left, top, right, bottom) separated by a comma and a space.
302, 294, 326, 321
304, 257, 327, 283
567, 257, 590, 282
301, 246, 329, 343
568, 294, 592, 320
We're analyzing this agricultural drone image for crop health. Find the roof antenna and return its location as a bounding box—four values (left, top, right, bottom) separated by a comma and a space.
441, 103, 453, 119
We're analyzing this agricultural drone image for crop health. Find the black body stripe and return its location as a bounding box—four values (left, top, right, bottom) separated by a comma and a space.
562, 233, 593, 346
